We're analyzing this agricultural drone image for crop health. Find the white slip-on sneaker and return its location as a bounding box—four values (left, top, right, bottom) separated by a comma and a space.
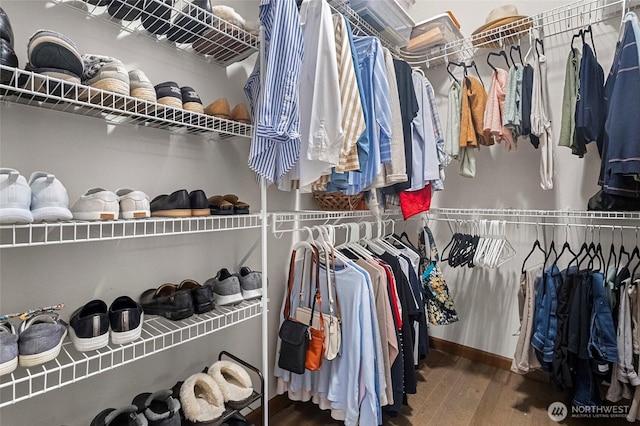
116, 188, 150, 220
71, 188, 119, 220
28, 172, 73, 222
0, 168, 33, 224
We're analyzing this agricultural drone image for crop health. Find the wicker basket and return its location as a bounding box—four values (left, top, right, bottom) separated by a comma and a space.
312, 191, 364, 211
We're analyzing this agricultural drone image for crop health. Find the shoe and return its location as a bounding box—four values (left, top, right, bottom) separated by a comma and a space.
69, 299, 110, 352
84, 0, 112, 6
129, 69, 156, 102
27, 30, 83, 79
236, 267, 262, 300
0, 7, 14, 48
179, 373, 225, 424
223, 194, 249, 214
90, 405, 147, 426
230, 103, 251, 124
203, 98, 230, 120
0, 39, 17, 84
139, 283, 194, 320
208, 195, 234, 215
178, 279, 214, 314
132, 390, 181, 426
20, 65, 81, 100
181, 86, 204, 114
189, 189, 209, 216
141, 0, 174, 36
107, 0, 144, 21
154, 81, 182, 109
0, 168, 33, 224
150, 189, 191, 217
211, 5, 247, 29
0, 321, 18, 376
222, 413, 254, 426
166, 0, 212, 44
116, 188, 151, 219
109, 296, 144, 345
205, 268, 243, 306
85, 61, 130, 96
18, 313, 68, 367
207, 360, 253, 409
71, 188, 120, 220
28, 172, 73, 222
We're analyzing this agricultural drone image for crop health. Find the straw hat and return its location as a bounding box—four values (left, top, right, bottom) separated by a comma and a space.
471, 5, 531, 47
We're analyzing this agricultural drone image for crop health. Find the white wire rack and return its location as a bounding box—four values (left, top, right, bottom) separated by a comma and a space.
327, 0, 401, 55
54, 0, 259, 67
412, 0, 629, 68
428, 207, 640, 221
0, 214, 261, 248
0, 66, 252, 139
0, 299, 262, 408
271, 209, 401, 235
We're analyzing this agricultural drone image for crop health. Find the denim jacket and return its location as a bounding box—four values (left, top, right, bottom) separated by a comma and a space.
588, 271, 619, 364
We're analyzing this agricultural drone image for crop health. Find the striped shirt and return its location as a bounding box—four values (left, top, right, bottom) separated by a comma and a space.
425, 78, 450, 190
244, 0, 304, 184
333, 14, 365, 174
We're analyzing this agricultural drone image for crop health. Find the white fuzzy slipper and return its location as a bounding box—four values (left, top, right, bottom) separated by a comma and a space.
208, 360, 254, 408
212, 5, 246, 29
180, 373, 225, 424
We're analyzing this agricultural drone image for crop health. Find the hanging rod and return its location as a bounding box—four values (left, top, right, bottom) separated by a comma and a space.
427, 207, 640, 221
409, 0, 631, 68
427, 216, 640, 232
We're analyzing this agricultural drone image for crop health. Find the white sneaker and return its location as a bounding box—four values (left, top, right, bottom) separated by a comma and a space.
116, 188, 150, 219
28, 172, 73, 222
71, 188, 119, 220
0, 168, 33, 224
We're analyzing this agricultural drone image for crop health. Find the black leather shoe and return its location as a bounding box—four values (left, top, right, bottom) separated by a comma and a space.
0, 7, 14, 48
109, 296, 144, 345
178, 279, 214, 314
69, 300, 110, 352
0, 39, 17, 84
107, 0, 144, 21
166, 0, 212, 44
140, 284, 194, 321
150, 189, 191, 217
142, 0, 174, 35
189, 189, 209, 216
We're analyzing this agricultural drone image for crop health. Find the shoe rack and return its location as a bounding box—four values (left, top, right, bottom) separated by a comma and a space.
55, 0, 259, 67
0, 65, 253, 139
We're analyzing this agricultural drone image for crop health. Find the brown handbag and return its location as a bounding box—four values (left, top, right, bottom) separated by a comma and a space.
304, 245, 325, 371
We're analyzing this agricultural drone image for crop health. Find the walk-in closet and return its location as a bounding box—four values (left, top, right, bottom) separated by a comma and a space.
2, 0, 640, 425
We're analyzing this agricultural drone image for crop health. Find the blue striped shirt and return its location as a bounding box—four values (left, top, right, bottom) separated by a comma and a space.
244, 0, 304, 184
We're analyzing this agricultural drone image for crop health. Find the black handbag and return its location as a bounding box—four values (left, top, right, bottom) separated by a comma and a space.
277, 246, 317, 374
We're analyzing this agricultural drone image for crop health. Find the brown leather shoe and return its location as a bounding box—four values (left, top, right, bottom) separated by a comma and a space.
204, 98, 231, 119
230, 103, 251, 124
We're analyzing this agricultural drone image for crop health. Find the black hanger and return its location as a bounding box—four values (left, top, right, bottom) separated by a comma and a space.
618, 242, 630, 270
544, 240, 558, 269
535, 38, 545, 56
509, 45, 523, 65
468, 60, 485, 87
487, 50, 510, 72
521, 239, 546, 274
553, 240, 578, 269
571, 29, 583, 52
606, 241, 617, 272
584, 25, 597, 58
447, 62, 461, 84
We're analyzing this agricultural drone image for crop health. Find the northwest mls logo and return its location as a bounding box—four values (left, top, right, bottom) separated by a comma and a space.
548, 402, 568, 422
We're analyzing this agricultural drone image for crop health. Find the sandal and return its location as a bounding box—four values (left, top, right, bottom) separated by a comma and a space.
222, 194, 250, 215
208, 195, 234, 215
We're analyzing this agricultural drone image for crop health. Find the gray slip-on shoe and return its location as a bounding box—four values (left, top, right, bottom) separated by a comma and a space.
18, 313, 67, 367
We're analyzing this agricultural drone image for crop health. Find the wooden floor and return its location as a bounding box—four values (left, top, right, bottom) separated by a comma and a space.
269, 350, 634, 425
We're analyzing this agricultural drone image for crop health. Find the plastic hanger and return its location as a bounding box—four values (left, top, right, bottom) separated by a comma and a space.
487, 50, 510, 72
521, 239, 546, 274
509, 45, 523, 65
535, 38, 545, 57
553, 225, 577, 268
446, 62, 460, 84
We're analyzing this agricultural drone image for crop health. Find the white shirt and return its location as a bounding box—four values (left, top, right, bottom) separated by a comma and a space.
291, 0, 344, 190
